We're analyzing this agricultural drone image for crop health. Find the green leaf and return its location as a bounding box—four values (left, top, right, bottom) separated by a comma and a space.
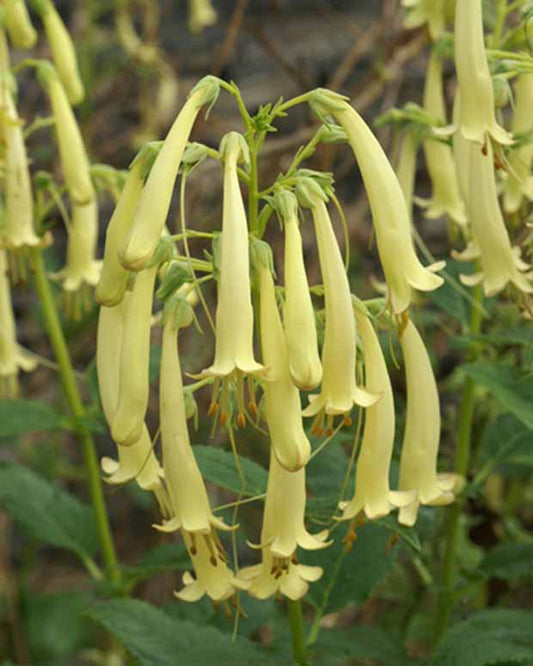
462, 362, 533, 429
307, 440, 352, 521
87, 599, 281, 666
303, 522, 396, 614
433, 609, 533, 666
0, 463, 98, 558
480, 543, 533, 582
313, 625, 416, 666
480, 414, 533, 471
123, 543, 190, 585
0, 399, 64, 437
192, 445, 268, 497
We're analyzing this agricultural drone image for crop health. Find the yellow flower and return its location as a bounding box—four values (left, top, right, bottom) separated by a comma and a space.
398, 318, 462, 527
395, 131, 418, 217
339, 310, 414, 521
503, 74, 533, 214
296, 181, 377, 426
39, 63, 94, 204
188, 0, 217, 34
111, 262, 159, 446
238, 454, 328, 600
120, 76, 220, 271
402, 0, 447, 40
258, 258, 311, 471
38, 0, 84, 105
279, 191, 322, 390
154, 296, 243, 603
454, 0, 512, 146
0, 249, 36, 398
57, 199, 101, 292
96, 296, 163, 492
310, 90, 444, 314
4, 0, 37, 50
421, 51, 467, 226
456, 141, 533, 296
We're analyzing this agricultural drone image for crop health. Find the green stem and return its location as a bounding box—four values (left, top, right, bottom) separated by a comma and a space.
30, 248, 120, 584
436, 282, 483, 639
288, 600, 309, 665
307, 545, 347, 647
248, 139, 259, 233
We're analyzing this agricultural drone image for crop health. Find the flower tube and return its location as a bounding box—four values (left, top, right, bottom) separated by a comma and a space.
503, 74, 533, 214
238, 454, 328, 600
402, 0, 446, 40
395, 131, 418, 218
0, 250, 37, 397
454, 0, 512, 146
155, 297, 242, 603
398, 318, 461, 526
339, 310, 414, 521
97, 295, 163, 491
297, 180, 377, 426
309, 90, 444, 314
258, 258, 311, 471
38, 62, 94, 205
456, 141, 533, 295
120, 76, 220, 270
35, 0, 84, 105
278, 191, 322, 390
5, 0, 37, 49
421, 51, 467, 226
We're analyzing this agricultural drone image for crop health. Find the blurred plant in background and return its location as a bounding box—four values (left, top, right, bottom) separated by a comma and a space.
0, 1, 532, 666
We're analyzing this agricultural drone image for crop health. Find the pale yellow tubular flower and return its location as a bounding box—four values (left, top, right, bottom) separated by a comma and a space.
111, 262, 159, 446
39, 63, 94, 205
402, 0, 446, 40
503, 74, 533, 214
58, 199, 101, 292
238, 454, 327, 601
258, 259, 311, 471
280, 192, 322, 390
0, 249, 36, 397
395, 131, 418, 217
96, 152, 146, 306
188, 0, 217, 34
339, 311, 414, 522
39, 0, 85, 105
299, 185, 377, 425
421, 50, 467, 226
398, 318, 462, 527
454, 0, 512, 146
311, 90, 444, 314
96, 295, 163, 491
457, 141, 533, 295
2, 89, 41, 250
4, 0, 37, 49
120, 76, 220, 271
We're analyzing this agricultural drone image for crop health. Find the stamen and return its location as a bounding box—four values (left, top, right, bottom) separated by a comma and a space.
236, 371, 246, 427
247, 375, 258, 416
203, 533, 218, 566
219, 379, 229, 426
311, 410, 325, 436
325, 414, 334, 436
207, 377, 221, 417
343, 415, 352, 427
189, 532, 198, 556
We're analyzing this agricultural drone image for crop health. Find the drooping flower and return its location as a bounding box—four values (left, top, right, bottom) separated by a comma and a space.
296, 179, 377, 428
257, 252, 311, 471
420, 50, 467, 226
36, 0, 85, 105
97, 296, 163, 491
238, 454, 329, 600
398, 318, 462, 527
188, 0, 217, 34
454, 0, 512, 146
120, 76, 220, 271
0, 249, 36, 398
402, 0, 447, 40
4, 0, 37, 50
38, 62, 94, 204
503, 74, 533, 214
96, 143, 160, 307
309, 90, 444, 314
277, 191, 322, 391
454, 140, 533, 296
339, 309, 414, 521
154, 295, 243, 603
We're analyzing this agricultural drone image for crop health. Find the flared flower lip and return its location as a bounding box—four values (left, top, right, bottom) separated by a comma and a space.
175, 569, 249, 603
152, 513, 238, 534
302, 386, 380, 417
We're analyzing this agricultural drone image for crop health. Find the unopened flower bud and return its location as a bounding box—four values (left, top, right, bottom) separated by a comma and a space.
5, 0, 37, 49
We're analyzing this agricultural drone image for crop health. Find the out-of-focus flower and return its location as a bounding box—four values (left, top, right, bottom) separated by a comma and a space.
188, 0, 217, 34
339, 310, 414, 521
398, 318, 462, 526
402, 0, 447, 40
454, 0, 512, 146
4, 0, 37, 50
